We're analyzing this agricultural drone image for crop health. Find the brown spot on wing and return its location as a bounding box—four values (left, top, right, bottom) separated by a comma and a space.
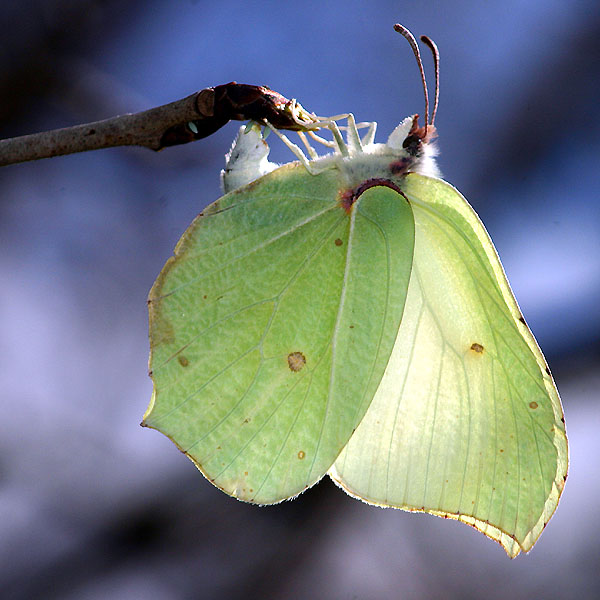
287, 351, 306, 372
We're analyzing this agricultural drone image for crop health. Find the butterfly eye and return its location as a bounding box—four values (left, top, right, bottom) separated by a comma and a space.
401, 133, 422, 156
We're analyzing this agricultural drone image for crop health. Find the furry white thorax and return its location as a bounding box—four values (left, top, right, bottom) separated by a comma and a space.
221, 116, 440, 194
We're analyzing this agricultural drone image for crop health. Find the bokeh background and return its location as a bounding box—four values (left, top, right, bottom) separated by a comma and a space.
1, 1, 599, 598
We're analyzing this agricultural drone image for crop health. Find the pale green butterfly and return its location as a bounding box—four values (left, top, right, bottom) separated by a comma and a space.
142, 24, 567, 558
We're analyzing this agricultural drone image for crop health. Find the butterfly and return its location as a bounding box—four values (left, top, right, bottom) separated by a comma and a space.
142, 23, 567, 558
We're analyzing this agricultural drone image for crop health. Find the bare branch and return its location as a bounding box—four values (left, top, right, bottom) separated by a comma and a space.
0, 83, 316, 167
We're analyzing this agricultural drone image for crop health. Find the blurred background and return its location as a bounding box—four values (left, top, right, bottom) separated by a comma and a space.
1, 1, 599, 598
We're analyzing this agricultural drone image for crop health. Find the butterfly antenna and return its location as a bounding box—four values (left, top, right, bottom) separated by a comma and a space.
394, 23, 430, 136
420, 35, 440, 127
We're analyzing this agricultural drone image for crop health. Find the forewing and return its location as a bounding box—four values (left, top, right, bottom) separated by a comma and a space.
144, 165, 415, 504
330, 173, 568, 557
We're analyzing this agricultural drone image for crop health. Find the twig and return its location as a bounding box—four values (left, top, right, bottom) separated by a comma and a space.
0, 83, 314, 167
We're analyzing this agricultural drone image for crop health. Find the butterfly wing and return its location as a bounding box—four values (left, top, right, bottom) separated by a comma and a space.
143, 164, 415, 504
329, 173, 568, 557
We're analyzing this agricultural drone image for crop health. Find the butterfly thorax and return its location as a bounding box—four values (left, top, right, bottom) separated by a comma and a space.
221, 115, 439, 195
327, 115, 440, 192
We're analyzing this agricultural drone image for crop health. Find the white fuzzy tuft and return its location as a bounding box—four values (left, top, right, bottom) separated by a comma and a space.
221, 125, 278, 193
386, 116, 415, 150
413, 140, 441, 178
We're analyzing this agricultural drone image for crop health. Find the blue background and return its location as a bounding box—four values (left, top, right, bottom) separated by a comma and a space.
1, 1, 599, 598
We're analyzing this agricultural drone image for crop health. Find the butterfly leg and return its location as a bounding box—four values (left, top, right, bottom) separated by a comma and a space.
356, 120, 377, 146
263, 120, 318, 173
